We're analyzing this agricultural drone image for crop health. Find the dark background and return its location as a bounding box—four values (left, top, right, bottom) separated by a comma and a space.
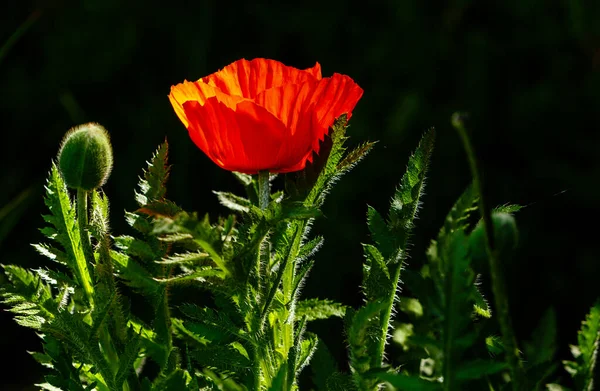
1, 0, 599, 389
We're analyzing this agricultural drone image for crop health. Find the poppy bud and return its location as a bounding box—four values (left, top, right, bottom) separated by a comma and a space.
58, 123, 113, 190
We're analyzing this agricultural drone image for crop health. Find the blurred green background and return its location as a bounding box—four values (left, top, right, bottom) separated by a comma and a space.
1, 0, 599, 389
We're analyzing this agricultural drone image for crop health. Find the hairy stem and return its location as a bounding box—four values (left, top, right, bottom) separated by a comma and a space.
258, 171, 270, 210
374, 262, 402, 368
452, 112, 524, 391
76, 189, 95, 304
76, 189, 121, 381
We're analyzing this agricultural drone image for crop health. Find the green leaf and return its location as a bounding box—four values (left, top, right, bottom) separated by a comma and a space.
42, 164, 94, 301
155, 250, 210, 265
472, 276, 491, 319
455, 359, 508, 380
326, 372, 358, 391
373, 372, 441, 390
524, 308, 557, 367
152, 369, 192, 391
47, 311, 115, 389
398, 297, 424, 318
110, 250, 160, 296
362, 243, 392, 302
268, 363, 288, 391
336, 141, 377, 173
135, 142, 170, 206
303, 115, 354, 207
296, 331, 319, 376
545, 384, 573, 391
366, 206, 395, 259
441, 229, 476, 386
296, 235, 324, 262
178, 304, 249, 343
32, 243, 68, 265
295, 299, 347, 321
311, 339, 338, 391
213, 191, 257, 214
493, 203, 523, 214
128, 319, 168, 369
0, 265, 55, 329
564, 301, 600, 391
115, 328, 142, 389
386, 128, 435, 261
347, 300, 388, 385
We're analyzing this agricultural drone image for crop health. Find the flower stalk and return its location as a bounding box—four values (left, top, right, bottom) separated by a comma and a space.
452, 112, 524, 391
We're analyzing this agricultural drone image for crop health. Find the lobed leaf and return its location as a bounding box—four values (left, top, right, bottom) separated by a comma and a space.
295, 299, 347, 322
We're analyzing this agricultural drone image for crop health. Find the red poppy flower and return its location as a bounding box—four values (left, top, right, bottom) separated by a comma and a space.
168, 58, 363, 174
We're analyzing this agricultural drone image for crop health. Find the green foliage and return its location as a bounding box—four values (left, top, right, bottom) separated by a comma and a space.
562, 302, 600, 391
295, 299, 347, 322
345, 129, 435, 390
0, 265, 55, 329
3, 111, 597, 391
373, 372, 441, 390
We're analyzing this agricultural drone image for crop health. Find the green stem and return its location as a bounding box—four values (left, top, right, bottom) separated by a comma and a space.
258, 171, 270, 210
452, 112, 524, 391
76, 189, 95, 305
374, 262, 401, 368
77, 190, 121, 384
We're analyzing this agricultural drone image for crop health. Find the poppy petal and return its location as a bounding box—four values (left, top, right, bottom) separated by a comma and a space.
200, 58, 321, 100
254, 73, 364, 159
182, 99, 295, 173
169, 81, 244, 127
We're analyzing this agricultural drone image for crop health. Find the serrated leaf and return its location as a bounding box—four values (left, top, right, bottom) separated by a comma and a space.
366, 206, 394, 257
213, 191, 255, 214
387, 129, 435, 242
155, 251, 209, 265
493, 203, 523, 214
154, 266, 225, 284
0, 265, 55, 328
347, 300, 388, 381
337, 141, 377, 173
296, 236, 324, 262
135, 142, 170, 206
472, 276, 491, 319
362, 243, 392, 302
110, 250, 160, 296
565, 302, 600, 391
114, 328, 142, 389
303, 115, 352, 207
291, 324, 319, 380
32, 243, 68, 265
295, 299, 347, 322
42, 165, 93, 301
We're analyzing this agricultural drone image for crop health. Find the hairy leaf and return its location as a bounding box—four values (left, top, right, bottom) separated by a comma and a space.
295, 299, 347, 322
135, 142, 170, 206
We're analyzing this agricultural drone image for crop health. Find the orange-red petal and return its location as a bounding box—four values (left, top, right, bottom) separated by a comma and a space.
200, 58, 322, 99
254, 73, 364, 158
183, 98, 302, 173
169, 81, 244, 128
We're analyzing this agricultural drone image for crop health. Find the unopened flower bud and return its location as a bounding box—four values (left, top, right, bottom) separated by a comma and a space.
469, 212, 518, 262
58, 123, 113, 190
